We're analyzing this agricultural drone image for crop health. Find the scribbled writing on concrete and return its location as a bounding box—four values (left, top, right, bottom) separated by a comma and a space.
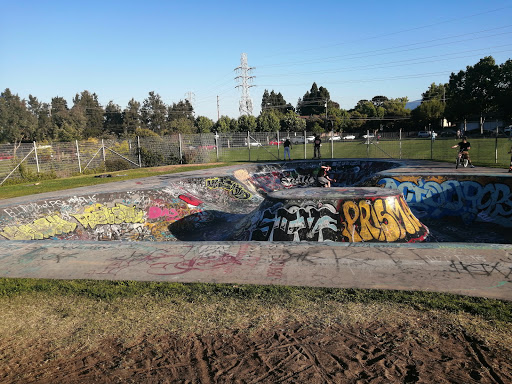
205, 177, 252, 199
0, 215, 77, 240
340, 197, 426, 242
378, 177, 512, 226
251, 203, 340, 241
72, 203, 145, 229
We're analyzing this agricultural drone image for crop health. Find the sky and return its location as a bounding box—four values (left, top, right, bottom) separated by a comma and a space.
1, 0, 511, 121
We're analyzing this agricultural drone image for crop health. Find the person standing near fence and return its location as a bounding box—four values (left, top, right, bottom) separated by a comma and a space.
313, 135, 322, 159
283, 138, 292, 161
508, 146, 512, 172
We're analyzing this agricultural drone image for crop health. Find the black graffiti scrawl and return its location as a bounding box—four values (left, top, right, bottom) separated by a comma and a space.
250, 203, 341, 242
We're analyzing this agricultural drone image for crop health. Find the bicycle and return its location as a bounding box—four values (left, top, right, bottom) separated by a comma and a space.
456, 150, 469, 169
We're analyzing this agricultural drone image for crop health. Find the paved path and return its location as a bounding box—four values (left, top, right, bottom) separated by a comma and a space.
0, 240, 510, 300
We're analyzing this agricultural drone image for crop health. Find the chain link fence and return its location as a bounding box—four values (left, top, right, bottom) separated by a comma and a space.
1, 132, 511, 185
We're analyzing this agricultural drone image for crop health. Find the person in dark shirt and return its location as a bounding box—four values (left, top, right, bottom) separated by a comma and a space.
313, 135, 322, 159
283, 138, 292, 160
451, 136, 475, 168
317, 165, 335, 187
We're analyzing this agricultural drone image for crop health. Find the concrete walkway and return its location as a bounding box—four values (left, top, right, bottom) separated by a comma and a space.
0, 240, 510, 300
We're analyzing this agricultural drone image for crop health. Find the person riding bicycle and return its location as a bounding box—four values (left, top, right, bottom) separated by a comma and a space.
451, 136, 475, 168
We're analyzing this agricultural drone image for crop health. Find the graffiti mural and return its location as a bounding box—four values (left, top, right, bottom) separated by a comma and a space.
72, 203, 145, 229
378, 176, 512, 227
205, 177, 252, 199
339, 197, 427, 242
251, 203, 340, 242
0, 214, 77, 240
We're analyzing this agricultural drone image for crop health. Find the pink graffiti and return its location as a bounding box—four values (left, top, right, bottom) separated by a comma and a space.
148, 206, 179, 221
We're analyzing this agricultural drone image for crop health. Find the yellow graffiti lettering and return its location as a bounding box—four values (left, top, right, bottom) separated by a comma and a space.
340, 197, 424, 242
373, 199, 400, 241
387, 197, 421, 234
0, 215, 77, 240
341, 201, 362, 242
358, 200, 383, 241
72, 203, 145, 229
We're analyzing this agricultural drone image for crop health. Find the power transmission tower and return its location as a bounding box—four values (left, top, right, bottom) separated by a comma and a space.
184, 91, 195, 108
234, 53, 255, 116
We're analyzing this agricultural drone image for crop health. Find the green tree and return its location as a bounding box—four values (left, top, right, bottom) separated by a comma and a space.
261, 89, 293, 114
445, 56, 499, 122
195, 116, 214, 133
104, 101, 124, 137
0, 88, 36, 144
123, 99, 141, 137
168, 100, 194, 122
496, 59, 512, 121
72, 91, 104, 138
169, 117, 195, 134
237, 115, 257, 132
215, 115, 234, 133
297, 83, 330, 116
282, 110, 306, 132
28, 95, 52, 141
50, 96, 72, 140
142, 91, 168, 134
256, 109, 280, 132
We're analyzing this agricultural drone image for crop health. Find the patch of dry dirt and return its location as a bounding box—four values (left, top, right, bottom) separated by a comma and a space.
1, 321, 511, 383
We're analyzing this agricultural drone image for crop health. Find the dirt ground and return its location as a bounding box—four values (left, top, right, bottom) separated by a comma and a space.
2, 320, 511, 384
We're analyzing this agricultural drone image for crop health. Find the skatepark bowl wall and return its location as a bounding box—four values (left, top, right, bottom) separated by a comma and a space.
0, 159, 511, 244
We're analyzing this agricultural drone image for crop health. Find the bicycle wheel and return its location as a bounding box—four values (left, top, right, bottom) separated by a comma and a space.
463, 158, 469, 167
455, 157, 459, 169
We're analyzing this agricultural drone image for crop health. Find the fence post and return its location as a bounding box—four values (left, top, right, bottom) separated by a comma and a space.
366, 130, 370, 158
75, 140, 82, 173
137, 136, 142, 167
277, 131, 280, 160
430, 134, 433, 160
247, 131, 251, 161
178, 134, 183, 163
399, 129, 402, 159
33, 141, 40, 173
101, 139, 106, 163
330, 130, 334, 158
215, 131, 219, 162
304, 130, 307, 160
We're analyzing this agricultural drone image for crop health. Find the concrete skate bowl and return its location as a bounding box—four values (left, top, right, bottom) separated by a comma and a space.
0, 159, 511, 244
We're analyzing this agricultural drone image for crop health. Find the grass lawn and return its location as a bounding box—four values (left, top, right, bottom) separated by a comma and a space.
218, 137, 512, 168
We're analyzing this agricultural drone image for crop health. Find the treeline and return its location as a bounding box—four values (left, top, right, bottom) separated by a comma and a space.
0, 56, 510, 144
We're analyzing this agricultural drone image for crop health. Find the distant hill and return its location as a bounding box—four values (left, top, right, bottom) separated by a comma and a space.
406, 100, 421, 110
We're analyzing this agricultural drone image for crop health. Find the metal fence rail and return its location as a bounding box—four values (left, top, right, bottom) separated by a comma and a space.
1, 132, 511, 185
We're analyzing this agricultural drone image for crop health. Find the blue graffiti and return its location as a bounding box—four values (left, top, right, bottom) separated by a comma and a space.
378, 178, 512, 227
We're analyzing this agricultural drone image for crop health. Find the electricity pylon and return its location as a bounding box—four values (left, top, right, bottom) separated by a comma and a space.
235, 53, 255, 116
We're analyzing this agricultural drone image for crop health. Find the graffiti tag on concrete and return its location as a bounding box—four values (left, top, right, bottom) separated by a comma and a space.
251, 203, 339, 242
0, 215, 77, 240
205, 177, 252, 199
72, 203, 145, 229
340, 197, 426, 242
378, 177, 512, 226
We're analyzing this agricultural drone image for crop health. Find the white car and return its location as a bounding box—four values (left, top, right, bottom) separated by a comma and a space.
245, 140, 262, 147
362, 134, 375, 139
306, 136, 316, 142
342, 135, 356, 140
328, 136, 342, 141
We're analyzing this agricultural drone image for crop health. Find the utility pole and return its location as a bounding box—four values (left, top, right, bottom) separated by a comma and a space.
235, 53, 255, 116
217, 95, 220, 121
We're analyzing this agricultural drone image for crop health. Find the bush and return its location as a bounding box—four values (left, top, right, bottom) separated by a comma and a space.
140, 147, 164, 167
105, 159, 132, 172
